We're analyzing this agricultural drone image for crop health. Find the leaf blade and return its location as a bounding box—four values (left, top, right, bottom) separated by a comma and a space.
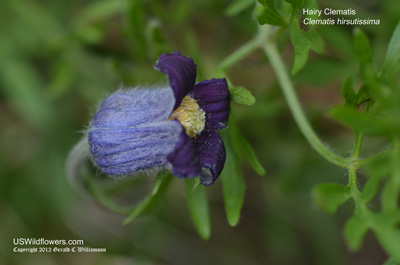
185, 178, 211, 240
221, 129, 246, 226
312, 183, 352, 214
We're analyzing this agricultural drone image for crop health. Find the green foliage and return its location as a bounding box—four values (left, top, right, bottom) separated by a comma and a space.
221, 129, 246, 227
353, 28, 376, 81
343, 215, 369, 251
325, 25, 400, 262
288, 20, 324, 74
382, 21, 400, 74
254, 0, 324, 74
229, 84, 257, 105
253, 2, 287, 26
329, 106, 394, 135
123, 173, 173, 225
341, 77, 356, 107
185, 178, 211, 240
312, 183, 352, 214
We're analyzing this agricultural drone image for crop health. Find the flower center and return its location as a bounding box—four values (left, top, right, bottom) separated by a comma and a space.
169, 96, 205, 137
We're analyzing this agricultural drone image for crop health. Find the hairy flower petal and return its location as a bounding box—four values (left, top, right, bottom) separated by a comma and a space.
92, 87, 176, 128
88, 87, 181, 176
89, 121, 183, 175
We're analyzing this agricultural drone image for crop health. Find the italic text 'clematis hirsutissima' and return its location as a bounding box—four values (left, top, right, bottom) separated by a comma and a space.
88, 52, 230, 186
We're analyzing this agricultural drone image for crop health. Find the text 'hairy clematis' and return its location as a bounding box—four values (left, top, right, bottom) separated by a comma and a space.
88, 52, 230, 186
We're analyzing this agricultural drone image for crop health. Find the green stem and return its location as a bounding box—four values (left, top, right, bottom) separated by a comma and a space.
350, 132, 364, 161
217, 37, 261, 72
261, 26, 348, 168
84, 173, 132, 215
348, 132, 364, 207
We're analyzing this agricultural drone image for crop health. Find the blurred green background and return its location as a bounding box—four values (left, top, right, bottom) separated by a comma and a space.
0, 0, 398, 264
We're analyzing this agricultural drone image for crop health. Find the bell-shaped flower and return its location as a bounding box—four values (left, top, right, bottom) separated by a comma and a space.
88, 52, 230, 186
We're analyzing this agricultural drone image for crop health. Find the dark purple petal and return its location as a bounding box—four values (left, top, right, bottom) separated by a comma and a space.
190, 78, 230, 130
193, 130, 226, 186
167, 129, 201, 178
154, 52, 197, 110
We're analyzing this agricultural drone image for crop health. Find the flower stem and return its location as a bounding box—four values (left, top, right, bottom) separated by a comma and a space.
261, 26, 348, 168
217, 37, 261, 72
348, 132, 364, 207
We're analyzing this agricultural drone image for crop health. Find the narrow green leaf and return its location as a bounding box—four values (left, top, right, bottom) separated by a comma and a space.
221, 129, 246, 226
225, 0, 254, 17
231, 127, 266, 176
383, 20, 400, 72
354, 83, 372, 106
353, 28, 376, 80
312, 183, 352, 214
341, 77, 356, 107
374, 227, 400, 262
361, 173, 384, 204
293, 58, 353, 85
381, 148, 400, 213
329, 106, 394, 135
289, 18, 324, 74
343, 215, 369, 251
85, 173, 131, 215
229, 85, 256, 105
185, 178, 211, 240
123, 173, 173, 225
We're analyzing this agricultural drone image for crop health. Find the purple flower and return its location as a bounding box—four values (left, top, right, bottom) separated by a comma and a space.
88, 52, 230, 186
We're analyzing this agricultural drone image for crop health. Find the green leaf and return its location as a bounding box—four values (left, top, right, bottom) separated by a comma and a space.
312, 183, 352, 214
293, 58, 353, 85
329, 106, 395, 135
284, 0, 306, 10
85, 173, 131, 215
383, 20, 400, 72
225, 0, 254, 17
185, 178, 211, 240
253, 4, 287, 26
289, 18, 324, 74
229, 85, 256, 105
221, 129, 246, 226
353, 28, 376, 81
374, 227, 400, 262
354, 83, 372, 106
361, 173, 384, 204
231, 125, 266, 176
123, 173, 173, 225
341, 77, 356, 107
343, 215, 369, 251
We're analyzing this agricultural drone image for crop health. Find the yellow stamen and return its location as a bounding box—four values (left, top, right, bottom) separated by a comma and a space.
169, 96, 205, 137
